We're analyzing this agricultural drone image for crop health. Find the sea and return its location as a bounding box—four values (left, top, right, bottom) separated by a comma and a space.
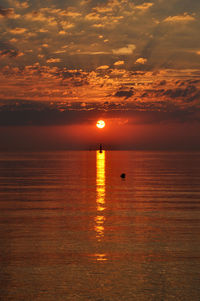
0, 151, 200, 301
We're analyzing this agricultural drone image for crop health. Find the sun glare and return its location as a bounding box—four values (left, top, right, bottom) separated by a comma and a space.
96, 120, 105, 129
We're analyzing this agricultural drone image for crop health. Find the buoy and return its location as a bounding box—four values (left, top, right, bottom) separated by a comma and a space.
120, 173, 126, 179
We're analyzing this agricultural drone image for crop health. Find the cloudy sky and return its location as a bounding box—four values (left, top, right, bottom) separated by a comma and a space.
0, 0, 200, 150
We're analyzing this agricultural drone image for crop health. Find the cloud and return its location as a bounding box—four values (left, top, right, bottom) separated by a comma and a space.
75, 51, 110, 55
38, 28, 48, 33
96, 65, 110, 70
93, 6, 113, 14
135, 58, 147, 64
46, 58, 61, 63
0, 0, 198, 73
112, 44, 136, 55
92, 23, 105, 28
9, 28, 27, 34
0, 7, 19, 18
0, 7, 13, 17
60, 21, 74, 30
0, 49, 23, 58
59, 11, 81, 18
25, 10, 57, 26
59, 30, 67, 35
114, 60, 124, 66
163, 13, 195, 23
12, 1, 29, 9
54, 49, 66, 54
85, 12, 101, 21
25, 11, 47, 22
140, 82, 200, 104
114, 89, 134, 99
135, 2, 154, 11
0, 41, 24, 59
163, 85, 198, 100
158, 80, 167, 86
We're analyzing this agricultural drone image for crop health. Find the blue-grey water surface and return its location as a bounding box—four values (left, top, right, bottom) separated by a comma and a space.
0, 151, 200, 301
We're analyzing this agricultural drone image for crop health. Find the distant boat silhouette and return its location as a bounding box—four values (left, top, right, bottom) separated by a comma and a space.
99, 144, 103, 153
120, 173, 126, 179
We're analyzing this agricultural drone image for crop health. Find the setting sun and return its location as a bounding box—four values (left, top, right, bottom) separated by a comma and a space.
96, 120, 105, 129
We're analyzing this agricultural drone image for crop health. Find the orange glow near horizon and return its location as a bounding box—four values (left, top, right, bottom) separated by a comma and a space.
96, 120, 105, 129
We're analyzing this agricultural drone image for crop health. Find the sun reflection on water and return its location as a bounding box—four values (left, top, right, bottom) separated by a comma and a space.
93, 253, 107, 261
95, 150, 106, 242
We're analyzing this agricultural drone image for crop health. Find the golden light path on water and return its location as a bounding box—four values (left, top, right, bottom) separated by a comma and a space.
94, 150, 107, 261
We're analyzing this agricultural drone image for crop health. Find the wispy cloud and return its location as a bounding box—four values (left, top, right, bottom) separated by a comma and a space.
163, 13, 195, 23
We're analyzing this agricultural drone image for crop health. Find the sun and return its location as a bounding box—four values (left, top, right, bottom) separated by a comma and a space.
96, 120, 105, 129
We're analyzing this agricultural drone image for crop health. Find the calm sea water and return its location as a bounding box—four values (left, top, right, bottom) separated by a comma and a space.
0, 151, 200, 301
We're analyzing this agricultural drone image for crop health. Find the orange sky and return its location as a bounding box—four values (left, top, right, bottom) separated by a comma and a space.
0, 0, 200, 150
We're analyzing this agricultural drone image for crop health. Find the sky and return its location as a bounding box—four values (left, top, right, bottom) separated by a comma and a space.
0, 0, 200, 150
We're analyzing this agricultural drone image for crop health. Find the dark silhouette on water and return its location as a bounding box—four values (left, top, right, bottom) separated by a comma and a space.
99, 144, 103, 153
120, 173, 126, 179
